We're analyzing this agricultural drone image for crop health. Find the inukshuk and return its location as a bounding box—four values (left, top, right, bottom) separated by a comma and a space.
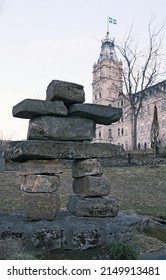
11, 80, 123, 221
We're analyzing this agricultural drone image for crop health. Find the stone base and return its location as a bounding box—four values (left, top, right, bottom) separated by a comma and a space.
23, 192, 61, 221
67, 195, 119, 217
0, 210, 149, 258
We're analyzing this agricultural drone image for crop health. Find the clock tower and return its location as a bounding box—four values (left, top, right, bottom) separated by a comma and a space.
92, 32, 123, 142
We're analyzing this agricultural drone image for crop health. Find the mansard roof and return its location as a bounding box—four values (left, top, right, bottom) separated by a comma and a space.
136, 80, 166, 99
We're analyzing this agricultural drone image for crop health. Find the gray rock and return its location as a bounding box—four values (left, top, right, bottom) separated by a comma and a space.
22, 192, 61, 221
12, 99, 67, 119
0, 211, 149, 257
73, 176, 110, 197
72, 158, 103, 178
46, 80, 85, 106
18, 159, 63, 175
68, 103, 122, 125
27, 116, 95, 141
21, 174, 61, 192
67, 195, 119, 217
7, 140, 124, 162
68, 225, 101, 250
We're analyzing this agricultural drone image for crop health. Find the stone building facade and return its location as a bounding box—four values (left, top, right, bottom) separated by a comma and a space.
92, 33, 166, 150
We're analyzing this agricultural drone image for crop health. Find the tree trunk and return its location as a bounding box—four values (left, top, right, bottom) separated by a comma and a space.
131, 114, 137, 150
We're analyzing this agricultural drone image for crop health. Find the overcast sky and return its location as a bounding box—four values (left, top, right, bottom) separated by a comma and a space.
0, 0, 166, 140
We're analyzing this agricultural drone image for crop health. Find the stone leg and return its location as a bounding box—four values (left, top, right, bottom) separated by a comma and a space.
67, 158, 119, 217
23, 192, 61, 221
67, 195, 119, 217
19, 160, 63, 221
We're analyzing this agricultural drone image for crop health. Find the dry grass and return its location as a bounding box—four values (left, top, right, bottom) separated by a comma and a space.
0, 172, 23, 211
0, 164, 166, 218
104, 165, 166, 218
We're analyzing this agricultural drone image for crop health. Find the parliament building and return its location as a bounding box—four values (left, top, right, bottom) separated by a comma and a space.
92, 33, 166, 150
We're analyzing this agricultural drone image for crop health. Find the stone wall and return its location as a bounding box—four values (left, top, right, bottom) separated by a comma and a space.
5, 149, 166, 171
99, 151, 166, 167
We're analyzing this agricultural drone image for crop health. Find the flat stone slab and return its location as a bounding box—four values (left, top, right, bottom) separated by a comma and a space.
22, 192, 61, 221
68, 103, 122, 125
21, 174, 61, 192
27, 116, 95, 141
73, 176, 110, 197
7, 140, 124, 162
46, 80, 85, 106
0, 211, 149, 257
72, 158, 103, 178
18, 159, 63, 175
12, 99, 67, 119
67, 195, 119, 217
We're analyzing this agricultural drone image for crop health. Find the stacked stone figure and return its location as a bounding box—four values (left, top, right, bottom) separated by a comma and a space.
67, 158, 119, 217
12, 80, 122, 221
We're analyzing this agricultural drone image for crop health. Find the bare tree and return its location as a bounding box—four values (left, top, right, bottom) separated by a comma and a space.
116, 20, 165, 149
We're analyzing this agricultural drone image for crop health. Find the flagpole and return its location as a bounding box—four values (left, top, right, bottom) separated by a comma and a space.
107, 16, 109, 38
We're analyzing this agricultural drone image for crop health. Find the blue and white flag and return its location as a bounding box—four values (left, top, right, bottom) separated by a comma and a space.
108, 17, 117, 25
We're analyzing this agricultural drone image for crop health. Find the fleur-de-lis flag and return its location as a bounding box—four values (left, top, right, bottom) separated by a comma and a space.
108, 17, 117, 25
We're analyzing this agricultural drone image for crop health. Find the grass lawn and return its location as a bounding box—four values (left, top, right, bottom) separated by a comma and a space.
0, 164, 166, 218
104, 164, 166, 218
